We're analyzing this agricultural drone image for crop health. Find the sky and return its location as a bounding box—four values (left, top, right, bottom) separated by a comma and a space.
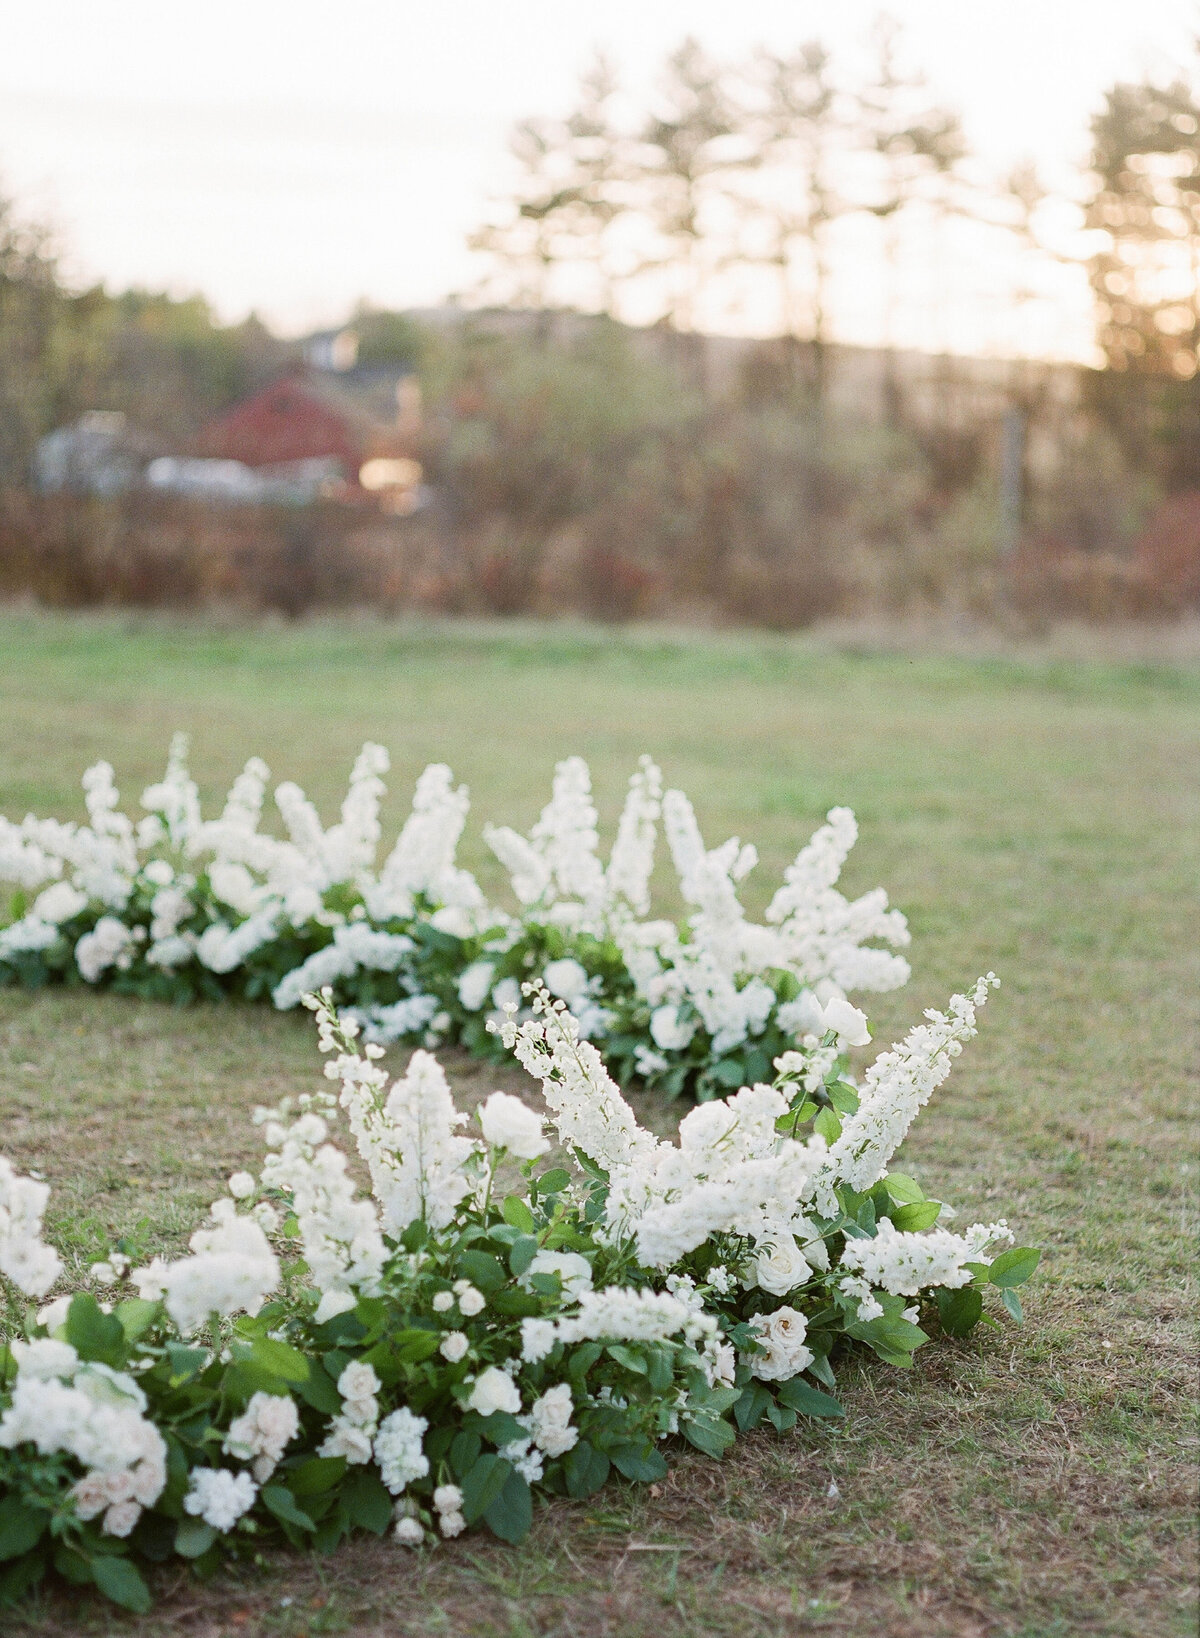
0, 0, 1196, 360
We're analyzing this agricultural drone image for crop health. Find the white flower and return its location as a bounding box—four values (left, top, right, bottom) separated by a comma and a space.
433, 1483, 463, 1514
820, 998, 871, 1047
478, 1092, 549, 1159
10, 1338, 77, 1380
439, 1332, 469, 1363
752, 1236, 813, 1297
394, 1515, 424, 1545
747, 1306, 813, 1382
528, 1383, 577, 1458
32, 881, 87, 924
183, 1467, 257, 1532
456, 1283, 486, 1317
223, 1392, 299, 1479
318, 1419, 374, 1464
337, 1361, 381, 1404
491, 977, 522, 1013
432, 1291, 454, 1313
456, 960, 496, 1013
650, 1004, 695, 1052
228, 1172, 256, 1200
542, 958, 589, 1004
374, 1407, 429, 1493
438, 1509, 466, 1538
467, 1367, 521, 1418
520, 1318, 556, 1363
524, 1250, 593, 1298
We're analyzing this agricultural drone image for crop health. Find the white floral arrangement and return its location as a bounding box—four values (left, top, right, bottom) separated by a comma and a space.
0, 739, 912, 1101
0, 983, 1039, 1613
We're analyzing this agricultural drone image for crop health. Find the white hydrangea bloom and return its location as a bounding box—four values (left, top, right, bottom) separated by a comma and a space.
183, 1467, 257, 1532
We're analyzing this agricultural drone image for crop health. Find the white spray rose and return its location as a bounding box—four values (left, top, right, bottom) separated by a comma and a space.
467, 1367, 522, 1418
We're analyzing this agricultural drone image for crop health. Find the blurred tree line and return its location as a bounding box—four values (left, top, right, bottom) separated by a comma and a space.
0, 22, 1196, 624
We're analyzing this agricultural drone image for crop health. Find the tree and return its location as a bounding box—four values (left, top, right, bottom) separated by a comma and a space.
855, 15, 970, 425
632, 38, 744, 361
468, 54, 627, 336
1083, 61, 1200, 485
742, 41, 848, 407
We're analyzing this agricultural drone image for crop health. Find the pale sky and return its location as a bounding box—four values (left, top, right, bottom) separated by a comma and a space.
1, 0, 1196, 360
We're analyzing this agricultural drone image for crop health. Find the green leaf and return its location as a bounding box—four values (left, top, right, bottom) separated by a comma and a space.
891, 1200, 942, 1231
882, 1171, 925, 1204
65, 1293, 125, 1366
645, 1347, 674, 1394
450, 1430, 482, 1479
165, 1341, 209, 1383
0, 1497, 46, 1561
508, 1235, 539, 1278
776, 1378, 845, 1419
606, 1343, 648, 1375
937, 1286, 984, 1338
456, 1250, 507, 1294
733, 1385, 772, 1432
261, 1485, 316, 1532
475, 1411, 527, 1449
826, 1081, 860, 1115
289, 1457, 347, 1497
713, 1058, 747, 1087
483, 1469, 532, 1544
388, 1329, 442, 1365
0, 1551, 44, 1606
682, 1415, 736, 1459
608, 1444, 668, 1483
562, 1442, 610, 1499
90, 1554, 152, 1614
115, 1297, 159, 1342
813, 1105, 842, 1143
174, 1517, 217, 1559
502, 1195, 536, 1234
567, 1343, 602, 1384
1001, 1287, 1024, 1323
460, 1454, 512, 1524
296, 1364, 343, 1416
988, 1247, 1041, 1289
342, 1468, 392, 1535
537, 1168, 571, 1194
239, 1337, 310, 1384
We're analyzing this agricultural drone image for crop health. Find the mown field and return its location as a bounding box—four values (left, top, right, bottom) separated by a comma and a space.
0, 612, 1196, 1638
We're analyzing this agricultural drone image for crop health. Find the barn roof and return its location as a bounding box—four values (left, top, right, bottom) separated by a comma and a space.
196, 370, 412, 475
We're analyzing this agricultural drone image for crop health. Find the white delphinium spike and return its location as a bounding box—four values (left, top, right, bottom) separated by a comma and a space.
139, 733, 202, 851
495, 984, 660, 1177
603, 755, 662, 919
531, 757, 605, 907
766, 807, 859, 918
321, 742, 390, 881
273, 780, 329, 872
187, 756, 271, 863
308, 992, 478, 1233
482, 823, 550, 907
271, 923, 416, 1012
662, 788, 752, 932
839, 1216, 1014, 1297
0, 818, 64, 892
368, 764, 482, 919
258, 1102, 387, 1318
819, 974, 1000, 1203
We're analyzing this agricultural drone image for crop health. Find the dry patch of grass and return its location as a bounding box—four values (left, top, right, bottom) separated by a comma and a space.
0, 613, 1196, 1637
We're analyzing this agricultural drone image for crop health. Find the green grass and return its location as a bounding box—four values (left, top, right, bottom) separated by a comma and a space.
0, 611, 1196, 1638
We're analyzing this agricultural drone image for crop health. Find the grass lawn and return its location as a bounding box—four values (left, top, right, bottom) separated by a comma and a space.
0, 611, 1196, 1638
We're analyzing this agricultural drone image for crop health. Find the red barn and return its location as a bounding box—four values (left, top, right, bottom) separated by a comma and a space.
196, 371, 412, 486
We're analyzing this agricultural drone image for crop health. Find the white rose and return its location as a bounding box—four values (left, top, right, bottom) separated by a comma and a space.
228, 1172, 255, 1200
820, 998, 871, 1047
439, 1332, 469, 1363
455, 1283, 486, 1317
478, 1092, 550, 1160
747, 1306, 814, 1382
394, 1516, 424, 1545
542, 958, 588, 1004
467, 1367, 522, 1418
337, 1361, 381, 1403
752, 1237, 813, 1298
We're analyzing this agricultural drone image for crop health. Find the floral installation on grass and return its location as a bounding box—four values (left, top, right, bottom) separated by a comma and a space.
0, 738, 911, 1102
0, 983, 1039, 1612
